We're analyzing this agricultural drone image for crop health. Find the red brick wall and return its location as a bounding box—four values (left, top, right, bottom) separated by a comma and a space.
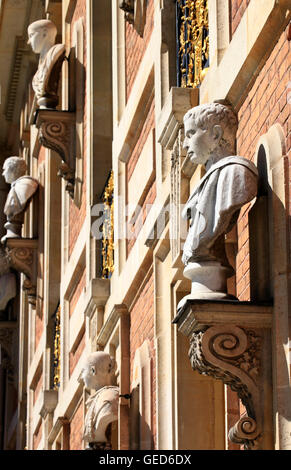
69, 400, 84, 450
230, 0, 251, 37
125, 0, 154, 99
69, 330, 85, 377
236, 25, 290, 301
130, 269, 157, 448
69, 0, 87, 257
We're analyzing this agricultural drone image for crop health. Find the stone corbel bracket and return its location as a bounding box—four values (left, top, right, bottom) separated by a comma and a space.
173, 300, 273, 450
34, 109, 76, 198
119, 0, 147, 37
6, 238, 38, 307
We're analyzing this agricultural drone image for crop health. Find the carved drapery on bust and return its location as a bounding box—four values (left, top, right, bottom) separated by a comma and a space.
27, 19, 66, 109
80, 352, 119, 450
179, 102, 258, 307
2, 157, 38, 243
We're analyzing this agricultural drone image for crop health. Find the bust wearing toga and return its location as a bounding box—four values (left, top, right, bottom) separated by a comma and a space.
2, 157, 38, 243
179, 102, 258, 305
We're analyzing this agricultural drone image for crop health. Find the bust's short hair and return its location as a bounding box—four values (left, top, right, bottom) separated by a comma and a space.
4, 157, 27, 179
28, 19, 57, 40
184, 102, 238, 154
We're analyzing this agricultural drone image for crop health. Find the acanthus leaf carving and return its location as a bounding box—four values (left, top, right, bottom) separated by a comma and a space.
35, 109, 76, 199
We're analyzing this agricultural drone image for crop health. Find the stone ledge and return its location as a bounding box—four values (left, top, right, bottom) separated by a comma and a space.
157, 87, 199, 150
34, 109, 76, 198
173, 299, 273, 335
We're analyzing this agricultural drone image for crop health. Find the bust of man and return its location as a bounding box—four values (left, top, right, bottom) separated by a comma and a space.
179, 102, 258, 304
2, 157, 38, 242
81, 352, 119, 450
27, 19, 66, 109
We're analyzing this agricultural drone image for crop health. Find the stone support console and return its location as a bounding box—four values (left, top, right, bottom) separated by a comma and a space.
173, 300, 273, 450
80, 352, 119, 450
174, 102, 273, 450
34, 109, 76, 198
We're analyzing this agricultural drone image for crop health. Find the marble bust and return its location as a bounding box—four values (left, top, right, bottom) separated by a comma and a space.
80, 352, 119, 450
2, 157, 38, 243
27, 19, 66, 109
179, 102, 258, 305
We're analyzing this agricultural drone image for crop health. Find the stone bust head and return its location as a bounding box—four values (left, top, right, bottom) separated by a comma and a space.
2, 157, 27, 185
27, 19, 57, 58
183, 102, 238, 170
81, 352, 116, 391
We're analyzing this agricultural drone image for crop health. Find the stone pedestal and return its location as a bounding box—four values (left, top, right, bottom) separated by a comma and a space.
182, 261, 233, 301
173, 299, 273, 450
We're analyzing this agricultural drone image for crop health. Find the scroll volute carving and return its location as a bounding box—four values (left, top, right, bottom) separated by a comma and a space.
174, 300, 273, 450
6, 239, 38, 306
35, 109, 76, 199
189, 325, 263, 449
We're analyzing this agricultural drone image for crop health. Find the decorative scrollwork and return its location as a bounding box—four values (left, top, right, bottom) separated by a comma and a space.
5, 239, 38, 306
176, 0, 209, 88
35, 110, 76, 199
189, 325, 262, 448
7, 246, 33, 279
38, 121, 70, 164
102, 171, 114, 279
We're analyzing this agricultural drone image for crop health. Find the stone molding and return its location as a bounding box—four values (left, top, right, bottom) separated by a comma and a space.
173, 300, 273, 450
6, 238, 38, 307
34, 109, 76, 198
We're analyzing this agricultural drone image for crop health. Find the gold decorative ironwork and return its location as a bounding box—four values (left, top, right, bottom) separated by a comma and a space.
53, 304, 61, 390
177, 0, 209, 88
102, 171, 114, 279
